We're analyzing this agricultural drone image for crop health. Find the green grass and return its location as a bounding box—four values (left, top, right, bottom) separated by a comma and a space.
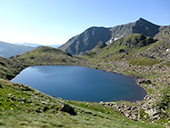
126, 55, 160, 66
0, 57, 26, 80
0, 79, 165, 128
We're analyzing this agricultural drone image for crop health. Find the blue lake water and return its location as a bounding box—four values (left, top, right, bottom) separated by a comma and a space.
11, 66, 147, 102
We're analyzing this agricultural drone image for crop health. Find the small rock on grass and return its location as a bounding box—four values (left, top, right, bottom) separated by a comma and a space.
60, 104, 76, 115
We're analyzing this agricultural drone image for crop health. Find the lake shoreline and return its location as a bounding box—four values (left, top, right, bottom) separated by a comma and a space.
11, 65, 147, 102
9, 61, 168, 122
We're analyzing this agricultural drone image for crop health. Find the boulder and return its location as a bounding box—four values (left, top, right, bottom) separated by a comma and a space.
139, 79, 152, 84
60, 104, 76, 115
119, 49, 125, 53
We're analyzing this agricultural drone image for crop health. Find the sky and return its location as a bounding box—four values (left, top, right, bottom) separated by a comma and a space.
0, 0, 170, 45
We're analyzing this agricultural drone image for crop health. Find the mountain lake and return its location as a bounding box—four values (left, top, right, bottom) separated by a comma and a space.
11, 66, 147, 102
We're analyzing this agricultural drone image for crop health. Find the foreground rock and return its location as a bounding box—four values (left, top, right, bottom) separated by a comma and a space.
60, 104, 76, 115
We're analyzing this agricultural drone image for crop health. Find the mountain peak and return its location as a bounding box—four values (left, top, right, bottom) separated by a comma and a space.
137, 18, 150, 23
139, 17, 146, 20
136, 17, 158, 27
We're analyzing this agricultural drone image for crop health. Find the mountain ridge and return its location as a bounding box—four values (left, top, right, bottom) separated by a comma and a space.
0, 41, 35, 58
59, 18, 167, 55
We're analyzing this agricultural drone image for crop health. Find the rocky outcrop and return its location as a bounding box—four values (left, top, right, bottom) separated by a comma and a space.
100, 90, 169, 122
100, 101, 141, 121
138, 94, 168, 121
60, 104, 76, 115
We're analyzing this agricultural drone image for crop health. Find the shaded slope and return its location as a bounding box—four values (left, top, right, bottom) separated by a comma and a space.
132, 18, 166, 38
107, 18, 166, 44
0, 41, 35, 58
94, 41, 107, 50
137, 25, 170, 60
59, 27, 111, 55
0, 56, 26, 80
83, 41, 107, 58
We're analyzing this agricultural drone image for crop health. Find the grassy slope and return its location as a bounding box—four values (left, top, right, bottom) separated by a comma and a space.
0, 43, 169, 127
84, 33, 170, 126
85, 34, 162, 66
0, 79, 163, 128
0, 57, 26, 80
11, 46, 89, 66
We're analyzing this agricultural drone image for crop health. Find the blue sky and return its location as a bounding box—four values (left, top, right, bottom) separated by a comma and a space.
0, 0, 169, 45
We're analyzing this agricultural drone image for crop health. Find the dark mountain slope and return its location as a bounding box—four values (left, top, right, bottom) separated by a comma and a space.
0, 41, 35, 58
59, 27, 111, 55
132, 18, 166, 38
83, 41, 106, 58
59, 18, 166, 55
93, 41, 107, 50
108, 18, 166, 44
138, 25, 170, 60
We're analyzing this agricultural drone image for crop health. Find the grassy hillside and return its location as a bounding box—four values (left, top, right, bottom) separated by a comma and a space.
84, 34, 156, 61
0, 57, 26, 80
11, 46, 89, 66
0, 79, 164, 128
85, 33, 169, 68
0, 39, 170, 127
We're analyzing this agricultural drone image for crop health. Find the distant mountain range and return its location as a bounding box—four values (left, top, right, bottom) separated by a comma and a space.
0, 41, 61, 58
59, 18, 167, 55
15, 42, 60, 48
0, 41, 35, 58
14, 42, 41, 47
